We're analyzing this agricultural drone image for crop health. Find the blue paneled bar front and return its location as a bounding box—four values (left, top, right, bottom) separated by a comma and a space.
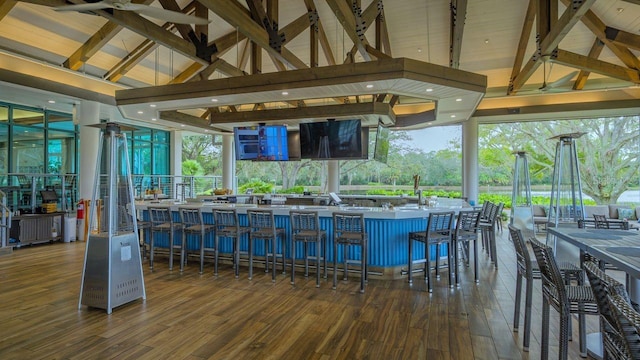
138, 201, 468, 273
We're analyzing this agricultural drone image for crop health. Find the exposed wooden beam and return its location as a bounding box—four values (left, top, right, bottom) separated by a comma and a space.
326, 0, 371, 61
377, 7, 392, 56
200, 0, 307, 69
105, 38, 159, 82
621, 0, 640, 4
309, 8, 319, 68
279, 13, 311, 45
365, 44, 391, 59
554, 49, 640, 83
573, 38, 604, 90
169, 63, 205, 84
449, 0, 468, 69
160, 110, 210, 129
605, 26, 640, 52
239, 39, 251, 72
0, 0, 17, 21
304, 0, 335, 65
560, 0, 640, 70
206, 102, 395, 124
510, 0, 595, 93
158, 0, 196, 41
64, 22, 121, 71
508, 0, 536, 95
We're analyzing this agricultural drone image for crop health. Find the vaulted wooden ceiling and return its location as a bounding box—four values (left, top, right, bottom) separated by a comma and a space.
0, 0, 638, 133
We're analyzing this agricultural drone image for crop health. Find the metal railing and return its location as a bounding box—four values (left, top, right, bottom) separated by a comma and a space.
132, 175, 224, 199
1, 173, 77, 213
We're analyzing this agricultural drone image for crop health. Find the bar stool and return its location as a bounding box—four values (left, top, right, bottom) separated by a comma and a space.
480, 202, 502, 268
137, 218, 151, 260
452, 209, 481, 286
408, 211, 454, 292
213, 208, 249, 277
148, 206, 184, 271
289, 210, 327, 287
179, 207, 215, 275
332, 212, 367, 293
247, 209, 287, 282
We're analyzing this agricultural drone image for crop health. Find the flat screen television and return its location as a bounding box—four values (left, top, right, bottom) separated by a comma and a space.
234, 125, 289, 161
373, 121, 390, 164
299, 119, 364, 160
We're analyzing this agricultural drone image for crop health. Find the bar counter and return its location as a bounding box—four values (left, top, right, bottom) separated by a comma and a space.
136, 198, 471, 278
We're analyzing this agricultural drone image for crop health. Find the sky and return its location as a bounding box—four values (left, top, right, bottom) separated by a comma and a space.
402, 125, 461, 153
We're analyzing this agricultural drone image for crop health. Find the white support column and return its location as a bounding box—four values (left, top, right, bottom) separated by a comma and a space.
462, 118, 479, 205
77, 101, 100, 204
327, 160, 339, 193
222, 134, 235, 193
170, 130, 182, 198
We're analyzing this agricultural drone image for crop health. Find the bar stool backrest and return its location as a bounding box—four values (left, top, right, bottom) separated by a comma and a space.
426, 211, 454, 236
213, 209, 241, 234
247, 209, 277, 237
479, 201, 492, 220
290, 210, 321, 234
333, 212, 365, 242
530, 238, 567, 308
455, 210, 481, 235
149, 207, 173, 227
508, 225, 532, 279
180, 207, 203, 228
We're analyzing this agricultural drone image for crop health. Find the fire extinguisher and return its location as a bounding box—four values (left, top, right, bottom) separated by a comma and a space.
77, 199, 85, 241
76, 199, 84, 220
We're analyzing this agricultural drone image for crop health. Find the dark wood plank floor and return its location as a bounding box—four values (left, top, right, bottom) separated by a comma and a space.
0, 229, 600, 359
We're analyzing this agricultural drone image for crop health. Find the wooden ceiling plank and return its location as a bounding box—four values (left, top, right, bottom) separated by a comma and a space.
560, 0, 640, 70
64, 21, 121, 71
207, 102, 394, 124
304, 0, 336, 65
512, 0, 595, 93
508, 0, 536, 95
158, 0, 196, 40
449, 0, 468, 69
538, 0, 596, 56
378, 8, 392, 57
605, 26, 640, 52
169, 62, 205, 84
554, 49, 640, 83
326, 0, 371, 61
573, 38, 604, 90
194, 1, 208, 39
200, 0, 307, 69
0, 0, 17, 21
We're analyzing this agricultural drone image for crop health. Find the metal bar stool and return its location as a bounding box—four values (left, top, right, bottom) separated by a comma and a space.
480, 202, 502, 268
213, 208, 249, 278
290, 210, 327, 287
332, 212, 367, 293
452, 209, 481, 286
607, 293, 640, 360
179, 207, 215, 275
148, 206, 184, 271
408, 211, 454, 293
247, 209, 287, 282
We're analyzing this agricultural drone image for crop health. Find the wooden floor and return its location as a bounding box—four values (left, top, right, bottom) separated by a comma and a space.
0, 230, 600, 359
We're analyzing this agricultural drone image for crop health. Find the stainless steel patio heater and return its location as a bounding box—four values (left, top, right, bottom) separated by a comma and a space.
546, 132, 586, 261
79, 122, 146, 314
510, 151, 534, 237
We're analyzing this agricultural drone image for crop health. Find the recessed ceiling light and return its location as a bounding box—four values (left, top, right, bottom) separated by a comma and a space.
204, 129, 209, 132
450, 115, 456, 118
137, 111, 143, 114
426, 88, 433, 92
149, 104, 156, 108
617, 7, 624, 13
366, 84, 374, 89
47, 100, 55, 104
211, 98, 218, 102
484, 39, 489, 44
417, 48, 422, 53
282, 91, 289, 96
151, 118, 157, 121
456, 98, 462, 102
180, 124, 185, 127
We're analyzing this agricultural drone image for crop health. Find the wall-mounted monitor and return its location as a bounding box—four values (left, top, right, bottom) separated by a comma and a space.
373, 121, 390, 164
299, 119, 365, 160
287, 130, 301, 161
234, 125, 289, 161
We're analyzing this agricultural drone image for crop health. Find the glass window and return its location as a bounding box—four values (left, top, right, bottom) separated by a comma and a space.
153, 143, 169, 174
13, 108, 44, 127
133, 128, 151, 141
47, 112, 75, 131
47, 129, 76, 174
154, 131, 168, 142
13, 125, 45, 173
0, 124, 7, 184
132, 141, 151, 175
0, 105, 8, 123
